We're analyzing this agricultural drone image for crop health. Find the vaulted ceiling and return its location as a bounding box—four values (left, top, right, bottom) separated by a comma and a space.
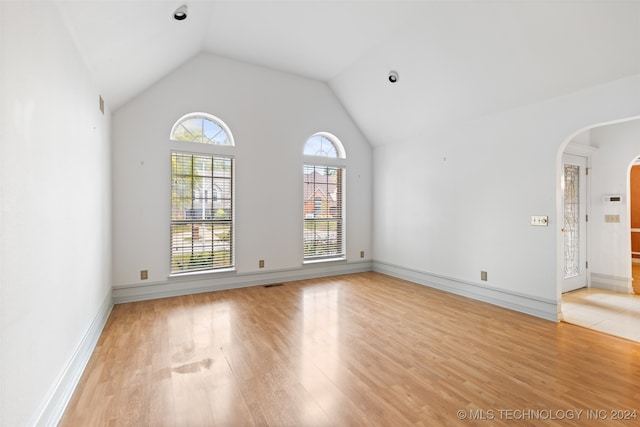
56, 1, 640, 147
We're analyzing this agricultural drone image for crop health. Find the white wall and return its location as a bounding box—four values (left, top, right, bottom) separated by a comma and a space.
0, 2, 4, 423
588, 119, 640, 285
373, 74, 640, 319
0, 2, 112, 425
112, 53, 372, 288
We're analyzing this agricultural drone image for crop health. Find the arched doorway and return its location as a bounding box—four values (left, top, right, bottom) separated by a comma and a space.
559, 118, 640, 341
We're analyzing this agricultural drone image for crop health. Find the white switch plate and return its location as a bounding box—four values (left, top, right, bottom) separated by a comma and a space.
604, 214, 620, 223
531, 215, 548, 226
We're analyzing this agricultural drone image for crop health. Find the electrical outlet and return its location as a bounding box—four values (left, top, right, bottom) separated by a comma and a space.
360, 251, 365, 258
259, 260, 265, 268
140, 270, 148, 280
481, 271, 487, 281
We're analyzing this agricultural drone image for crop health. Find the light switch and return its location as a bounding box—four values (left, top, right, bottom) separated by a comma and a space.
531, 216, 548, 226
604, 215, 620, 223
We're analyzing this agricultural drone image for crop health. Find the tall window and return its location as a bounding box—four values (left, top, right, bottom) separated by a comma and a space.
303, 133, 345, 261
170, 113, 234, 273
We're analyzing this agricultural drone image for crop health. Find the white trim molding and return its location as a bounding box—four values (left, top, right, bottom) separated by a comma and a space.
590, 273, 633, 294
564, 141, 598, 157
30, 291, 113, 427
373, 261, 560, 322
113, 260, 373, 303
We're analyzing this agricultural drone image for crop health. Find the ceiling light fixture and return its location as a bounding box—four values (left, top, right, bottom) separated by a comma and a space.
173, 5, 188, 21
388, 71, 399, 83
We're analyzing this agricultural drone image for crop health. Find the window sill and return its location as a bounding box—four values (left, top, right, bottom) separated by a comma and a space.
169, 267, 236, 279
303, 257, 346, 266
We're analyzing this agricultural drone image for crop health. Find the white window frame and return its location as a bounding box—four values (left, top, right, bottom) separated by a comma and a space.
169, 113, 235, 275
303, 132, 346, 263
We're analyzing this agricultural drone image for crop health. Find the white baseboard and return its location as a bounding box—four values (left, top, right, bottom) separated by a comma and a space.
30, 291, 113, 427
113, 260, 373, 303
590, 273, 633, 293
373, 261, 559, 321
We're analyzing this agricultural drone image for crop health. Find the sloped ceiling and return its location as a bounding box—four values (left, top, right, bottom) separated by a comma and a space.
56, 1, 640, 147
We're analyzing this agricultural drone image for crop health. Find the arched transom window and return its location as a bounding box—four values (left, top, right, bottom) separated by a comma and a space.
303, 132, 345, 158
170, 113, 234, 146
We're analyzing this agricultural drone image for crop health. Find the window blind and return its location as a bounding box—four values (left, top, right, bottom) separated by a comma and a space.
303, 164, 344, 260
171, 152, 233, 273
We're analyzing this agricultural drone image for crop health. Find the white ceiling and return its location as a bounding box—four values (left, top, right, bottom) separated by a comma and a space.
56, 1, 640, 147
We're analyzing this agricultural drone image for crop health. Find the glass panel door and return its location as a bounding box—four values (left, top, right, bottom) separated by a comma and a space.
562, 154, 588, 293
563, 163, 580, 279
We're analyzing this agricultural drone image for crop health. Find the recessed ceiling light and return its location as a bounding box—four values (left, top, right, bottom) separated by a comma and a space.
388, 71, 399, 83
173, 5, 187, 21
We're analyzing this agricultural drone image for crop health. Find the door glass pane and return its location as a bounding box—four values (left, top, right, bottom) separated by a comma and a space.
564, 164, 580, 279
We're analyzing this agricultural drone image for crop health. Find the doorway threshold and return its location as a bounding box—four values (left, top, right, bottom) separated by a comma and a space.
562, 288, 640, 342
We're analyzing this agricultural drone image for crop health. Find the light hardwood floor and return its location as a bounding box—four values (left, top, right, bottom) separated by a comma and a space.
61, 272, 640, 426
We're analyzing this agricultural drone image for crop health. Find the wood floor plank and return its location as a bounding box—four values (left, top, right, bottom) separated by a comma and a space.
61, 272, 640, 426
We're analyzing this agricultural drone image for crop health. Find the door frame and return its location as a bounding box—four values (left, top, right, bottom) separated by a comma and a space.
556, 138, 596, 315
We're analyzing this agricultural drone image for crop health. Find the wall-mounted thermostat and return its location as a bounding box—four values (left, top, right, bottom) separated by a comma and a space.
603, 194, 623, 203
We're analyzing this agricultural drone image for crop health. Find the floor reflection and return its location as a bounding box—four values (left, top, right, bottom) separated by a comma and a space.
168, 300, 235, 423
299, 285, 340, 417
